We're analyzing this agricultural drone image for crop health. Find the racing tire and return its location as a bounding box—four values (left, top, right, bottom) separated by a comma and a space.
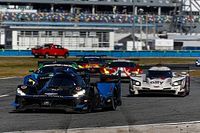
129, 84, 135, 96
45, 53, 49, 59
178, 91, 187, 97
109, 97, 117, 111
129, 91, 135, 96
34, 55, 39, 58
76, 104, 93, 114
15, 97, 26, 112
179, 84, 190, 97
86, 103, 93, 113
112, 97, 117, 110
186, 82, 190, 96
64, 53, 69, 58
117, 99, 122, 106
186, 87, 190, 96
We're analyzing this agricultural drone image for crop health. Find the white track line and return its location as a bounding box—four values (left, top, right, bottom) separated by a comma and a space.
0, 76, 18, 80
0, 94, 9, 98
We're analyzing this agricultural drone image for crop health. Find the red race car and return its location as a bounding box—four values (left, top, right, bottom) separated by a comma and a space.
31, 43, 69, 58
100, 60, 143, 81
77, 56, 105, 73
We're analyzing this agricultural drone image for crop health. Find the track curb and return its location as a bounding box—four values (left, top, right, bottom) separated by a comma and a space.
5, 121, 200, 133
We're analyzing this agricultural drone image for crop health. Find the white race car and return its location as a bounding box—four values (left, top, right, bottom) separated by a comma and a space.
129, 65, 190, 96
195, 59, 200, 66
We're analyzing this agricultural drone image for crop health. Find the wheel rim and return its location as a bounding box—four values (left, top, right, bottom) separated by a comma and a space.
45, 54, 49, 58
111, 97, 117, 110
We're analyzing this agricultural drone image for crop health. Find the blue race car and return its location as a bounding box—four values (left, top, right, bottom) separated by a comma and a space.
23, 61, 79, 88
14, 67, 121, 113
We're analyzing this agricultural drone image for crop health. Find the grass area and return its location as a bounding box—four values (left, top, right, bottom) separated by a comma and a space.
0, 57, 198, 77
0, 57, 79, 77
188, 70, 200, 77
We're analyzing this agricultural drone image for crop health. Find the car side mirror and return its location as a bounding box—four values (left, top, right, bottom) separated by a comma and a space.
29, 69, 34, 73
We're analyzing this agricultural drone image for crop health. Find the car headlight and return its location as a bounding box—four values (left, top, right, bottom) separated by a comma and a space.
73, 89, 86, 97
16, 85, 27, 96
28, 78, 36, 85
49, 73, 54, 77
172, 80, 183, 86
132, 80, 141, 86
78, 65, 84, 69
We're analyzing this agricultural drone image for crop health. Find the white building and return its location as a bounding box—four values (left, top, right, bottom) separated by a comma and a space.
0, 28, 5, 46
4, 26, 116, 50
154, 39, 174, 50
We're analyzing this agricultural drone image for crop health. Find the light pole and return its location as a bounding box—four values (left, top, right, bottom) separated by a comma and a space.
132, 0, 135, 50
138, 8, 144, 49
145, 13, 148, 50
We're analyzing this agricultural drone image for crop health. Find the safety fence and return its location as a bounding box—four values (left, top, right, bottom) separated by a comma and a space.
0, 50, 200, 57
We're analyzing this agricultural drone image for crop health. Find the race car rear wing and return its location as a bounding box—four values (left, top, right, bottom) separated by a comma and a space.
38, 61, 77, 68
141, 64, 190, 72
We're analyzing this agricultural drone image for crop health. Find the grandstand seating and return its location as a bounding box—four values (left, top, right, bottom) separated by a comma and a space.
0, 12, 197, 25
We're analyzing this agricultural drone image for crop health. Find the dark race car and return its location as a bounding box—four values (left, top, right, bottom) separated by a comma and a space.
100, 59, 143, 81
23, 61, 79, 88
77, 55, 106, 74
13, 67, 121, 113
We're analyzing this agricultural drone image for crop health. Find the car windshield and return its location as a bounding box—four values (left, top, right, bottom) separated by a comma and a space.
47, 72, 86, 89
107, 62, 136, 67
44, 43, 53, 48
36, 66, 67, 74
148, 70, 172, 79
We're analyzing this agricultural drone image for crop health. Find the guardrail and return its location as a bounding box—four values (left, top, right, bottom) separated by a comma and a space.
0, 50, 200, 57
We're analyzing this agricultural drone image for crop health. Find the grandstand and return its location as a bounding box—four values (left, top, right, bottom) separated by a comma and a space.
0, 0, 199, 50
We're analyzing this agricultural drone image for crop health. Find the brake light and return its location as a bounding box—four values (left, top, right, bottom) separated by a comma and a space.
104, 68, 110, 74
126, 67, 142, 74
100, 67, 115, 74
93, 64, 99, 68
78, 65, 84, 69
81, 64, 89, 68
90, 63, 99, 68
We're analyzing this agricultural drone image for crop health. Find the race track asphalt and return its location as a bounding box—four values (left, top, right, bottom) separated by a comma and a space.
1, 76, 200, 132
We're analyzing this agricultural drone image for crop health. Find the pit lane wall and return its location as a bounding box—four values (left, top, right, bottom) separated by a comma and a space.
1, 50, 200, 57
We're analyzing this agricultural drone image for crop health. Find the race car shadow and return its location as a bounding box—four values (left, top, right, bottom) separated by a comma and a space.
9, 108, 117, 114
10, 109, 73, 114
